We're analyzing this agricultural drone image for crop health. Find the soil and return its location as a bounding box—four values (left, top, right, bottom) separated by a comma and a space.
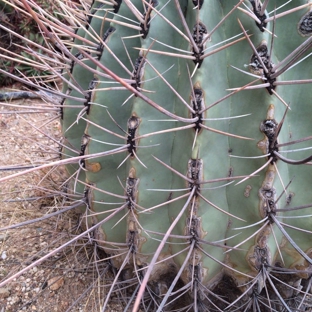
0, 87, 123, 312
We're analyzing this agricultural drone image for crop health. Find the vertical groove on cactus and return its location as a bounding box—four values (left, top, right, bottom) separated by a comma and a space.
1, 0, 312, 311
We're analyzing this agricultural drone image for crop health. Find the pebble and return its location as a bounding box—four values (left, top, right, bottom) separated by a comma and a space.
0, 287, 10, 299
0, 233, 9, 241
1, 251, 7, 260
48, 276, 64, 291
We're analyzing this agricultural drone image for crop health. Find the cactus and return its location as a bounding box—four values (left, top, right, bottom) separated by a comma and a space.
1, 0, 312, 310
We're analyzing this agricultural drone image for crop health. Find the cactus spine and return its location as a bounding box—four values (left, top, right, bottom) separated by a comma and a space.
1, 0, 312, 310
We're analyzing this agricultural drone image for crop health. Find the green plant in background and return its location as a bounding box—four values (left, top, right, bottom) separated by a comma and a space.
1, 0, 312, 311
0, 0, 70, 86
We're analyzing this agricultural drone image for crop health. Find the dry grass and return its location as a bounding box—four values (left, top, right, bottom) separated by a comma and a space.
0, 90, 123, 311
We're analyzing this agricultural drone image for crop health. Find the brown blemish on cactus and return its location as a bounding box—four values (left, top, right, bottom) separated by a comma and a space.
128, 167, 136, 179
247, 226, 272, 272
259, 185, 276, 217
85, 161, 101, 172
257, 133, 268, 154
266, 104, 275, 120
248, 146, 278, 274
261, 165, 276, 190
258, 165, 276, 218
259, 165, 276, 189
256, 231, 270, 249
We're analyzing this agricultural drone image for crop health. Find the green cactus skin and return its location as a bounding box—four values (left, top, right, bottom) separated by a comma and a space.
1, 0, 312, 311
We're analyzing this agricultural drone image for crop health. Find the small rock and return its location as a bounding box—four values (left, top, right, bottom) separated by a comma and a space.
48, 276, 64, 291
0, 287, 10, 299
0, 233, 9, 241
1, 251, 7, 260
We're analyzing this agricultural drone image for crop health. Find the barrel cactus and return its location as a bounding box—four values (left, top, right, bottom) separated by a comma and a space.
1, 0, 312, 311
